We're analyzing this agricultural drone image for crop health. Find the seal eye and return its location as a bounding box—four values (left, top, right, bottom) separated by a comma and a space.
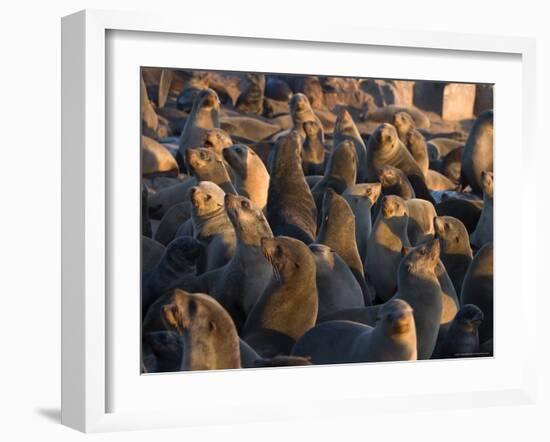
275, 245, 283, 256
241, 200, 250, 209
199, 151, 207, 160
235, 147, 243, 155
205, 194, 212, 201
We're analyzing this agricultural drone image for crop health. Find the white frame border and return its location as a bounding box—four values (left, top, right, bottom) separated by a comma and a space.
61, 9, 537, 433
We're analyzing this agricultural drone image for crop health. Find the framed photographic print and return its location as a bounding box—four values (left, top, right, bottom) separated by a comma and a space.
61, 9, 537, 433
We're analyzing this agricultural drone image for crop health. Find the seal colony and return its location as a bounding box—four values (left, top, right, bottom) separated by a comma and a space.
140, 67, 494, 372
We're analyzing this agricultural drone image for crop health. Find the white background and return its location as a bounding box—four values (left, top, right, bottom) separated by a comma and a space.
0, 1, 547, 441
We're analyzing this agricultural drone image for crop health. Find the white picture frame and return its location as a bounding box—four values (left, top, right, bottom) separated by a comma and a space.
61, 9, 538, 433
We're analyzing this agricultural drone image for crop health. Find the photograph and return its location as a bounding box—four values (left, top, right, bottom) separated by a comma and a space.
140, 68, 494, 373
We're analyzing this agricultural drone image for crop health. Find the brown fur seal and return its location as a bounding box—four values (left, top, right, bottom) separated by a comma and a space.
378, 165, 415, 200
432, 304, 484, 359
460, 243, 493, 344
392, 111, 416, 142
202, 128, 233, 158
220, 116, 282, 143
342, 183, 382, 264
162, 290, 241, 370
289, 93, 324, 142
366, 123, 434, 203
223, 144, 270, 211
429, 138, 463, 157
426, 169, 457, 191
366, 105, 430, 129
316, 189, 372, 305
365, 195, 410, 302
148, 147, 237, 220
405, 198, 437, 246
142, 236, 166, 273
404, 128, 429, 178
435, 198, 482, 234
395, 239, 443, 359
243, 236, 318, 357
309, 244, 365, 320
189, 182, 236, 273
177, 88, 220, 170
333, 108, 368, 182
461, 110, 493, 195
434, 216, 473, 295
311, 140, 357, 220
291, 299, 417, 364
186, 194, 274, 331
440, 146, 464, 185
301, 120, 326, 175
470, 171, 493, 249
236, 73, 265, 115
142, 236, 203, 317
141, 135, 179, 176
266, 133, 317, 244
154, 201, 191, 246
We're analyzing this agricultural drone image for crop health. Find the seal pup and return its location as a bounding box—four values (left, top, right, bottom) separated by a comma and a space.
309, 244, 365, 321
141, 135, 179, 176
311, 140, 357, 222
366, 123, 434, 203
342, 183, 382, 264
223, 144, 270, 211
176, 88, 220, 170
142, 236, 203, 317
434, 216, 473, 295
432, 304, 484, 359
291, 299, 417, 364
266, 133, 318, 244
301, 120, 326, 175
394, 239, 443, 359
460, 243, 493, 344
470, 171, 493, 249
405, 198, 437, 246
162, 290, 241, 370
289, 93, 324, 142
365, 195, 410, 302
333, 108, 368, 182
317, 189, 372, 305
461, 110, 493, 195
242, 236, 318, 357
189, 182, 236, 273
235, 73, 266, 115
142, 236, 166, 273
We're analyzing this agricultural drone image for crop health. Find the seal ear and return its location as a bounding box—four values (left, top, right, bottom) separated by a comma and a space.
294, 262, 300, 269
209, 321, 216, 333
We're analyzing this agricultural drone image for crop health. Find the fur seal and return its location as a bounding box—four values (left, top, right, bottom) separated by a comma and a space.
392, 111, 416, 142
461, 110, 493, 195
142, 236, 166, 273
189, 182, 236, 273
434, 216, 473, 295
141, 135, 179, 176
223, 144, 270, 211
333, 108, 368, 182
404, 129, 429, 178
162, 290, 241, 370
426, 170, 457, 191
432, 304, 484, 359
460, 243, 493, 344
440, 146, 464, 185
301, 120, 326, 175
365, 195, 410, 302
470, 171, 493, 249
202, 128, 233, 158
405, 198, 437, 246
235, 73, 265, 115
342, 183, 382, 264
291, 299, 417, 364
142, 236, 203, 317
435, 198, 482, 234
365, 105, 430, 129
366, 123, 434, 203
154, 201, 191, 246
185, 147, 237, 195
394, 239, 443, 359
266, 133, 317, 244
311, 140, 357, 219
289, 93, 324, 142
378, 165, 415, 200
428, 138, 463, 158
317, 189, 372, 305
176, 88, 220, 170
243, 236, 318, 357
265, 76, 292, 102
309, 244, 365, 320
